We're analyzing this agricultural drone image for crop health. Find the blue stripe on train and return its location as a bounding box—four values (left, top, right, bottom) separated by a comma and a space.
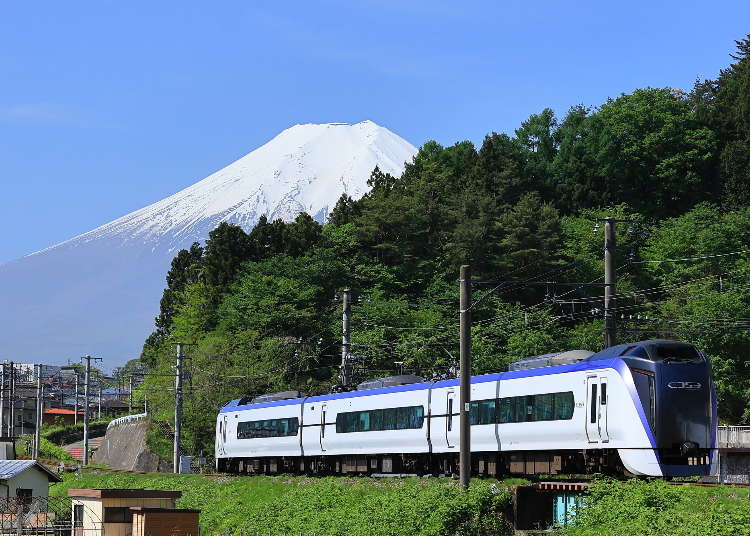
219, 358, 622, 413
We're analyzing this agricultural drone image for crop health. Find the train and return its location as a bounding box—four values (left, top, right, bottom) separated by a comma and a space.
215, 339, 717, 477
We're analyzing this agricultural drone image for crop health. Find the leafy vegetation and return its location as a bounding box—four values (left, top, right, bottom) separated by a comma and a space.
134, 36, 750, 457
16, 435, 77, 464
562, 479, 750, 536
41, 420, 112, 446
52, 471, 518, 536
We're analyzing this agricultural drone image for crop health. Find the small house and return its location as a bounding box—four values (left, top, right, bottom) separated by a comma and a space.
0, 460, 62, 499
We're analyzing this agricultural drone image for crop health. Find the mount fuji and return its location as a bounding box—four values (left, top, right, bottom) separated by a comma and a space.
0, 121, 417, 366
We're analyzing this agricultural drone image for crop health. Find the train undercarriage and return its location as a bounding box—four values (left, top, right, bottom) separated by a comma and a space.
217, 449, 626, 477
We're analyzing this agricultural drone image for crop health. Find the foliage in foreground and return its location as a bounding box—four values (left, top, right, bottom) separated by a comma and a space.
52, 471, 517, 536
562, 479, 750, 536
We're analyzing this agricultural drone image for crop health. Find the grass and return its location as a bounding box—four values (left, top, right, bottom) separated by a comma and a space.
52, 470, 521, 535
561, 478, 750, 536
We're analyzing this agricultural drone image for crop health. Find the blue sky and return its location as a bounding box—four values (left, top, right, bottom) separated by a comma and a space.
1, 0, 748, 264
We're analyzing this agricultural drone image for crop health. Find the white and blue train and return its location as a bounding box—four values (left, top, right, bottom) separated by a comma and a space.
215, 339, 717, 477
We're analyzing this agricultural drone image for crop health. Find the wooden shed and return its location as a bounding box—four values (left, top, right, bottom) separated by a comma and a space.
67, 489, 184, 536
130, 507, 200, 536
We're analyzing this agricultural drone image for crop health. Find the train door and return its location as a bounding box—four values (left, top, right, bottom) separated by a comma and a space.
586, 375, 609, 443
320, 403, 328, 452
217, 415, 227, 456
446, 391, 457, 448
599, 377, 609, 442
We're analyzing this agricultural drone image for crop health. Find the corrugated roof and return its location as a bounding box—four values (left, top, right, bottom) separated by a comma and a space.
0, 460, 62, 482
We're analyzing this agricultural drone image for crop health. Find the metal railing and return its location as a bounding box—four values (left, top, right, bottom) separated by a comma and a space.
106, 413, 148, 431
0, 496, 101, 535
717, 425, 750, 448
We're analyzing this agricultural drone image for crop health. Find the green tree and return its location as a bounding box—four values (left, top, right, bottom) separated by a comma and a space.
554, 89, 718, 217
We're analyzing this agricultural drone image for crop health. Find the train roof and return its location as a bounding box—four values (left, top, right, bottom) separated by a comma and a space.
218, 340, 699, 413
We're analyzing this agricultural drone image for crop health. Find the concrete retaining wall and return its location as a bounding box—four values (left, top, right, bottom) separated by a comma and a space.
93, 418, 171, 472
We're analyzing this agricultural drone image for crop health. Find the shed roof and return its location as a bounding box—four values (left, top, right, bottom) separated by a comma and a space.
0, 460, 62, 482
67, 489, 182, 499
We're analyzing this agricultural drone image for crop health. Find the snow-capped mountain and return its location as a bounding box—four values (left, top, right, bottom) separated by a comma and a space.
0, 121, 417, 365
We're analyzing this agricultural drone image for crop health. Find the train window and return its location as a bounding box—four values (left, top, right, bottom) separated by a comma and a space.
482, 392, 575, 424
237, 417, 299, 439
447, 399, 453, 431
553, 392, 574, 420
590, 384, 598, 424
470, 400, 496, 425
650, 343, 703, 364
601, 384, 607, 405
534, 393, 554, 421
336, 406, 424, 433
498, 398, 514, 424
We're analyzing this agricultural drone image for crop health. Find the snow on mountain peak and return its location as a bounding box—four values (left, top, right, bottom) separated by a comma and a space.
37, 120, 417, 255
1, 120, 417, 365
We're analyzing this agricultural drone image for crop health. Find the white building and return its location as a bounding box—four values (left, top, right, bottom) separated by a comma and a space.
0, 460, 61, 499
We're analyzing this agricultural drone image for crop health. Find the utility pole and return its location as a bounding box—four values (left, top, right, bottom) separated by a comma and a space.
604, 218, 617, 348
459, 265, 472, 490
33, 364, 42, 459
97, 382, 102, 420
74, 373, 79, 425
173, 343, 184, 474
0, 363, 5, 437
80, 355, 102, 465
340, 288, 352, 387
8, 362, 15, 437
128, 376, 133, 413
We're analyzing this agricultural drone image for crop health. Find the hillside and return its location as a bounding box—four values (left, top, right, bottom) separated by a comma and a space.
137, 36, 750, 458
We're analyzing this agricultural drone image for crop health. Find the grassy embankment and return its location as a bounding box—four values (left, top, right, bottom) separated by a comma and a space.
560, 478, 750, 536
51, 471, 750, 536
52, 470, 520, 536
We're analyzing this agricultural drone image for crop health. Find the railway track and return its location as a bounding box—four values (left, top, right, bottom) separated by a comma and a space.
24, 457, 747, 488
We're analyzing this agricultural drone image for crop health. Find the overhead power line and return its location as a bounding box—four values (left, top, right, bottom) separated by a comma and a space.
633, 249, 750, 264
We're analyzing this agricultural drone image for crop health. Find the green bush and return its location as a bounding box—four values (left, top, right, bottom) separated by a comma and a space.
16, 434, 77, 464
145, 419, 173, 461
42, 419, 112, 446
52, 471, 517, 535
562, 479, 750, 536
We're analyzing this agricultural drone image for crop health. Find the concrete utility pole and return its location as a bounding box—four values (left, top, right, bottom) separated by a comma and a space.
604, 218, 617, 348
8, 362, 15, 437
74, 373, 79, 425
97, 382, 102, 420
459, 265, 472, 490
0, 363, 5, 437
173, 343, 184, 474
33, 364, 42, 459
128, 376, 133, 413
340, 288, 352, 387
80, 355, 102, 465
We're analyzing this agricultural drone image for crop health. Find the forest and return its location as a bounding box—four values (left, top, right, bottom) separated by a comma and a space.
137, 37, 750, 457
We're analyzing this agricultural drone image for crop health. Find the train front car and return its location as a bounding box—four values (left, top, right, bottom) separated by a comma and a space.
590, 340, 716, 477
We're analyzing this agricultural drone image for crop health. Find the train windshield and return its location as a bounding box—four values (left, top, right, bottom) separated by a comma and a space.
649, 343, 704, 364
